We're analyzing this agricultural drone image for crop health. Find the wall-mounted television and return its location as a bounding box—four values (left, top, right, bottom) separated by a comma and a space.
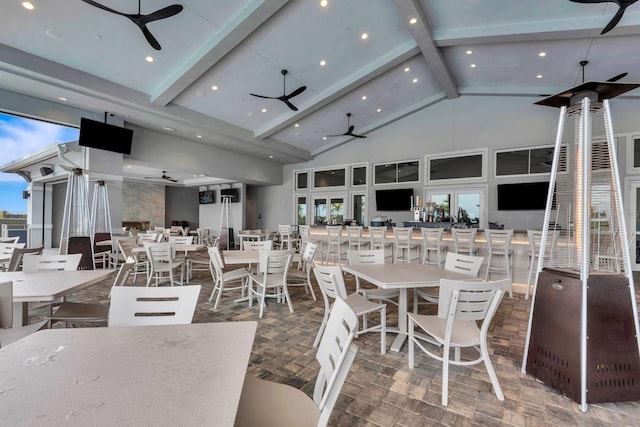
375, 188, 413, 211
220, 188, 240, 203
497, 182, 549, 210
198, 190, 215, 204
79, 117, 133, 155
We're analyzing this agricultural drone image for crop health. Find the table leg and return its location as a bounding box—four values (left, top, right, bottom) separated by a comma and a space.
13, 302, 28, 326
390, 288, 408, 352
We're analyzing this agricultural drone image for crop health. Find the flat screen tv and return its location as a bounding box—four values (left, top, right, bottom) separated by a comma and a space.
220, 188, 240, 203
79, 117, 133, 155
497, 182, 549, 210
198, 190, 215, 204
375, 188, 413, 211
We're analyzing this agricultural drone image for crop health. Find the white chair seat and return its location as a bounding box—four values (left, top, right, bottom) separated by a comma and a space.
235, 376, 320, 427
411, 315, 481, 347
50, 302, 109, 322
361, 288, 400, 302
345, 293, 387, 316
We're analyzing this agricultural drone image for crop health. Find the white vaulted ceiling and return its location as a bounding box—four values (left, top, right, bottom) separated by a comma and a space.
2, 0, 640, 170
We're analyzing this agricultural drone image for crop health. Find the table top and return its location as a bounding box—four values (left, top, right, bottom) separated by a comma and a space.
223, 249, 259, 265
1, 270, 114, 302
342, 263, 475, 289
0, 322, 257, 426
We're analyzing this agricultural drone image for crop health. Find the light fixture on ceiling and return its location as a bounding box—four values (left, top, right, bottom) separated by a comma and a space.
322, 136, 327, 140
409, 18, 417, 24
145, 56, 154, 62
361, 95, 367, 100
58, 97, 67, 101
536, 74, 543, 79
404, 67, 410, 72
22, 1, 34, 10
539, 52, 547, 57
162, 126, 175, 131
470, 63, 477, 68
361, 32, 368, 40
294, 123, 300, 128
377, 108, 382, 112
320, 59, 326, 66
412, 78, 418, 83
94, 34, 102, 40
261, 108, 267, 113
269, 155, 274, 159
46, 29, 63, 39
211, 85, 218, 91
466, 50, 473, 55
196, 135, 202, 138
320, 0, 328, 7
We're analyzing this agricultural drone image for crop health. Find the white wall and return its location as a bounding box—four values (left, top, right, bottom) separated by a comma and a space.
258, 95, 640, 231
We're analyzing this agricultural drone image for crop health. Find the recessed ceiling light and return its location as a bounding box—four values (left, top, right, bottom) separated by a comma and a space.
57, 97, 67, 101
46, 29, 63, 39
322, 136, 327, 140
199, 174, 205, 177
94, 34, 102, 40
409, 18, 417, 24
320, 59, 326, 66
162, 126, 175, 131
261, 108, 267, 113
22, 2, 34, 10
536, 74, 543, 79
412, 78, 418, 83
320, 0, 328, 7
466, 50, 473, 55
196, 135, 202, 138
404, 67, 410, 72
294, 123, 300, 128
193, 175, 198, 178
538, 52, 547, 57
126, 165, 132, 168
145, 56, 154, 63
195, 90, 204, 97
376, 108, 382, 112
211, 85, 218, 91
470, 63, 477, 68
361, 32, 368, 40
361, 95, 367, 100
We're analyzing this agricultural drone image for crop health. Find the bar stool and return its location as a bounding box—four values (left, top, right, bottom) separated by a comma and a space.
393, 227, 420, 263
485, 229, 514, 297
369, 226, 393, 262
325, 225, 346, 265
421, 227, 445, 266
346, 226, 369, 252
451, 228, 477, 256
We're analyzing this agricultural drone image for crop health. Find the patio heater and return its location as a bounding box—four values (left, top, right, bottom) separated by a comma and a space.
60, 168, 94, 269
521, 74, 640, 411
90, 180, 112, 268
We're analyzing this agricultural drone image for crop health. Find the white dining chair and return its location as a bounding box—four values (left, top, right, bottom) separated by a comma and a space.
313, 264, 386, 354
108, 284, 201, 327
47, 259, 135, 327
118, 239, 149, 283
347, 249, 399, 307
208, 246, 251, 309
22, 253, 82, 271
413, 252, 483, 313
286, 242, 318, 301
6, 246, 43, 272
144, 242, 184, 287
248, 250, 294, 318
0, 243, 26, 271
235, 297, 358, 427
421, 227, 445, 266
408, 278, 511, 406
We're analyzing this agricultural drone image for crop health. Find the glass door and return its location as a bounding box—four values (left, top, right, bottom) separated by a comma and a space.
351, 192, 367, 226
312, 193, 346, 226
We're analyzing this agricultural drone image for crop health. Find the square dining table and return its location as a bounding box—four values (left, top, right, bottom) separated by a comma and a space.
2, 269, 114, 326
341, 263, 475, 352
0, 322, 257, 426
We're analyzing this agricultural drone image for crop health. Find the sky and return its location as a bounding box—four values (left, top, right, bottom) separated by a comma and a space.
0, 112, 79, 213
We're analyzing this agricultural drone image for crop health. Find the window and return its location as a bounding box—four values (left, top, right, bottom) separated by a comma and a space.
296, 195, 307, 225
351, 164, 367, 187
426, 149, 487, 184
495, 145, 566, 176
373, 160, 419, 185
426, 187, 486, 228
312, 194, 346, 225
313, 168, 346, 189
295, 171, 308, 191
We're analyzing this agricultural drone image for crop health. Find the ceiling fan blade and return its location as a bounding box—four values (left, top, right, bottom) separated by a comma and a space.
284, 86, 306, 99
280, 98, 299, 111
250, 93, 278, 99
569, 0, 609, 3
601, 5, 627, 34
326, 133, 344, 137
140, 4, 183, 24
351, 134, 367, 139
608, 72, 628, 82
81, 0, 127, 17
165, 177, 178, 183
139, 25, 162, 50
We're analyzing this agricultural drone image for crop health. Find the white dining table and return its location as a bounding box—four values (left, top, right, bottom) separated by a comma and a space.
0, 322, 257, 426
1, 269, 114, 326
342, 263, 474, 352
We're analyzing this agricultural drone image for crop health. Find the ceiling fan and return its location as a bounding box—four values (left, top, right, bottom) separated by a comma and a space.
535, 60, 636, 107
250, 70, 306, 111
326, 113, 367, 139
144, 170, 178, 183
80, 0, 183, 50
569, 0, 638, 34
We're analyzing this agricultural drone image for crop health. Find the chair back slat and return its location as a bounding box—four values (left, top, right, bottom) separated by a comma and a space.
444, 252, 483, 277
347, 249, 384, 264
313, 265, 348, 301
22, 254, 82, 271
437, 278, 511, 321
108, 285, 201, 326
